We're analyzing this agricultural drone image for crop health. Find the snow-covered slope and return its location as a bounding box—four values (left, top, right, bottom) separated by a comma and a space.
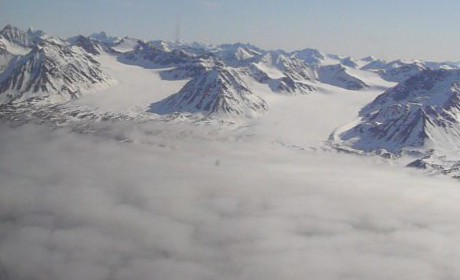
379, 60, 426, 83
0, 24, 38, 55
0, 40, 112, 104
250, 52, 316, 94
290, 48, 333, 67
111, 37, 141, 54
89, 31, 121, 46
361, 58, 388, 71
332, 69, 460, 155
67, 35, 105, 55
214, 43, 263, 65
118, 41, 192, 68
317, 64, 369, 90
0, 48, 14, 73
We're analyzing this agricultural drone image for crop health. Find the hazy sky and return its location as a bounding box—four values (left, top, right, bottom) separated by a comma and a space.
1, 0, 460, 61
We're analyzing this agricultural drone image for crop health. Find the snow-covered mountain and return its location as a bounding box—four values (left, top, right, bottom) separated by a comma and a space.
250, 52, 316, 94
290, 48, 331, 67
360, 58, 388, 71
0, 24, 40, 55
110, 37, 142, 54
378, 60, 427, 83
88, 31, 121, 46
214, 43, 264, 65
119, 40, 192, 67
0, 39, 112, 104
1, 24, 460, 121
67, 35, 105, 55
318, 64, 369, 90
150, 66, 267, 116
331, 69, 460, 156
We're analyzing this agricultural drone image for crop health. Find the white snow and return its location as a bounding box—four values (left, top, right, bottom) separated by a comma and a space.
253, 62, 286, 79
0, 37, 31, 55
250, 86, 381, 148
345, 66, 396, 89
111, 37, 140, 53
73, 54, 188, 116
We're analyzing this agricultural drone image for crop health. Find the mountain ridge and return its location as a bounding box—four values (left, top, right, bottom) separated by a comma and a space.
0, 24, 458, 119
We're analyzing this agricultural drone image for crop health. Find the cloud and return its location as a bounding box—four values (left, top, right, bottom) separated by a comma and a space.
0, 122, 460, 280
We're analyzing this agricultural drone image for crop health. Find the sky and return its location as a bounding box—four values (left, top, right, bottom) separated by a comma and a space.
1, 0, 460, 62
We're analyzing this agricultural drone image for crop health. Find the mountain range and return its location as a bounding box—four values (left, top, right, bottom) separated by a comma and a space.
3, 24, 460, 177
2, 24, 453, 115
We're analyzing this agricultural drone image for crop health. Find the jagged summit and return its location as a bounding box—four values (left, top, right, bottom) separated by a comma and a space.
290, 48, 327, 67
118, 40, 192, 67
0, 24, 42, 55
89, 31, 121, 45
361, 56, 379, 62
67, 35, 104, 55
0, 39, 112, 104
215, 43, 264, 64
251, 51, 316, 94
0, 24, 44, 47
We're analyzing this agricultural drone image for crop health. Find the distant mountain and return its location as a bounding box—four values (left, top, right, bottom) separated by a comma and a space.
340, 57, 360, 68
118, 40, 192, 67
250, 52, 316, 94
317, 64, 369, 90
88, 31, 121, 46
290, 48, 329, 67
214, 43, 264, 65
379, 60, 427, 83
110, 37, 142, 54
67, 35, 105, 55
332, 69, 460, 154
360, 58, 388, 71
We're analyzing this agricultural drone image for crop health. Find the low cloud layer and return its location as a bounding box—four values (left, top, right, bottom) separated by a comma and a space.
1, 122, 460, 280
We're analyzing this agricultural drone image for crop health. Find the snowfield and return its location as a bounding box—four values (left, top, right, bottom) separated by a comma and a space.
1, 87, 460, 280
73, 54, 189, 116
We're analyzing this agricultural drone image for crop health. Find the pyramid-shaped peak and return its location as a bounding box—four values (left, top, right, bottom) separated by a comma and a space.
1, 24, 21, 32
